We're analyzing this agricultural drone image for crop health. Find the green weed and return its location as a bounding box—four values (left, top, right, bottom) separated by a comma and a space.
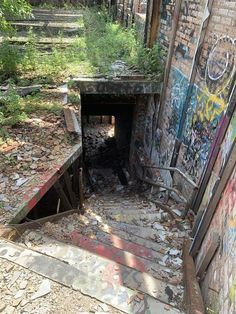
0, 41, 21, 79
0, 89, 27, 126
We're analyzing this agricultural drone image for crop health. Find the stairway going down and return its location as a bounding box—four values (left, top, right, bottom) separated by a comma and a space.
0, 179, 189, 313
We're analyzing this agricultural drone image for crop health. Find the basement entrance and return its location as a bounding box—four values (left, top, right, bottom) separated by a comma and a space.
81, 94, 135, 189
15, 78, 161, 223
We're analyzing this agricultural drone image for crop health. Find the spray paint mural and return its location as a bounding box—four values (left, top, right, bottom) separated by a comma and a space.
181, 36, 236, 180
167, 67, 190, 136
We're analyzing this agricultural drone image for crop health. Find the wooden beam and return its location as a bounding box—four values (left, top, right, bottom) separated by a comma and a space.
63, 171, 77, 208
0, 210, 76, 241
147, 0, 161, 48
190, 139, 236, 256
79, 168, 85, 214
144, 0, 152, 46
54, 181, 73, 212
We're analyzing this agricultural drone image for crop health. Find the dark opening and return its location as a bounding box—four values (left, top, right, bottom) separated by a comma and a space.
81, 94, 135, 189
20, 93, 136, 222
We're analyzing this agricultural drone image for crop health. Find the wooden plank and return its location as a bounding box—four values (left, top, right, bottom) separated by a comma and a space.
196, 232, 220, 279
0, 210, 76, 241
183, 239, 205, 314
63, 107, 82, 136
63, 171, 77, 208
190, 139, 236, 256
79, 168, 85, 214
147, 0, 161, 48
9, 143, 82, 224
54, 181, 73, 212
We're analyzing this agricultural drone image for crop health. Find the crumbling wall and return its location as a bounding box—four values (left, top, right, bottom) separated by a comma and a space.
193, 107, 236, 313
129, 94, 165, 182
158, 0, 176, 54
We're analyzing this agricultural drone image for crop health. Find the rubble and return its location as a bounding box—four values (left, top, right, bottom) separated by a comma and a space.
0, 90, 81, 224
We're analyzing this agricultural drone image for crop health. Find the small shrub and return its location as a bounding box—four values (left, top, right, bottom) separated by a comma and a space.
0, 41, 21, 79
0, 89, 27, 126
136, 44, 166, 78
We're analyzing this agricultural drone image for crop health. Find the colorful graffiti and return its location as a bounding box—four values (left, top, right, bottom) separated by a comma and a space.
183, 87, 228, 177
181, 35, 236, 179
168, 67, 189, 136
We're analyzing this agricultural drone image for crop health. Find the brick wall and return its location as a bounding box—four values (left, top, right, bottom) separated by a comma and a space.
157, 0, 235, 197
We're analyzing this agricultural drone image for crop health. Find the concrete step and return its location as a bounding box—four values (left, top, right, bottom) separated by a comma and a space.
67, 231, 181, 279
55, 211, 174, 253
103, 211, 166, 227
10, 9, 83, 22
18, 231, 184, 307
70, 228, 165, 262
1, 239, 182, 314
11, 21, 84, 36
0, 36, 76, 45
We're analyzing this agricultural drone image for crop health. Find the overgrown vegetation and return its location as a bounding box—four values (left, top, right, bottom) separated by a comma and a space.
0, 6, 165, 85
0, 0, 31, 33
0, 89, 27, 126
0, 6, 165, 128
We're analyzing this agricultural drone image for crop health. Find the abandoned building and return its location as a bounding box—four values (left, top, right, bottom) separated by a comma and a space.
0, 0, 235, 313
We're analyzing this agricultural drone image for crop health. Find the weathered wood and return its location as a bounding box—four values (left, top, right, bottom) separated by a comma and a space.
63, 107, 82, 136
183, 239, 205, 314
72, 157, 80, 196
147, 0, 161, 48
54, 181, 73, 212
63, 171, 77, 208
196, 232, 220, 279
0, 209, 76, 241
79, 167, 85, 214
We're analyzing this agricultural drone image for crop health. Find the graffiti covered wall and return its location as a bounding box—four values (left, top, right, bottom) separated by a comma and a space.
196, 107, 236, 314
157, 0, 236, 194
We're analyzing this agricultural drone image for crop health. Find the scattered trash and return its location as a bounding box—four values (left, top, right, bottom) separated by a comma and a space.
31, 279, 51, 300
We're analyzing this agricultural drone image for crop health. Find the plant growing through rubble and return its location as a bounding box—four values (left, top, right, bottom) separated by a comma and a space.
0, 88, 27, 126
0, 40, 21, 80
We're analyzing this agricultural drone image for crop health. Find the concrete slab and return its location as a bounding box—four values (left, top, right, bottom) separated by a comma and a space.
18, 231, 183, 305
0, 239, 183, 313
72, 78, 162, 94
